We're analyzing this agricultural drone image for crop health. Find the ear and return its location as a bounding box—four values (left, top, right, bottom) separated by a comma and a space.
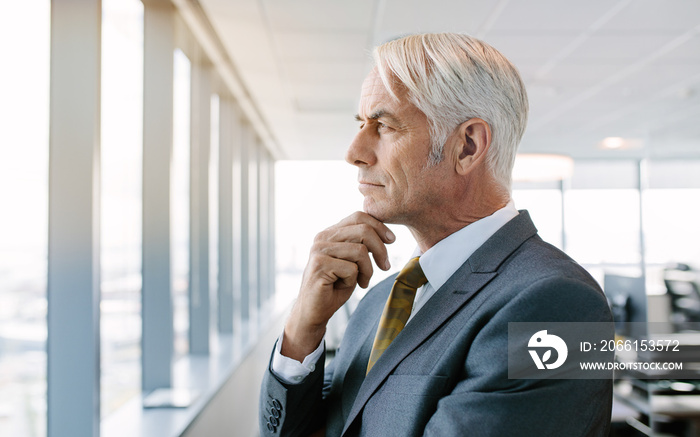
453, 118, 491, 176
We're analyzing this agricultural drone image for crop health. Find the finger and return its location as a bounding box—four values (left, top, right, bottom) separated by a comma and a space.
315, 255, 360, 291
321, 224, 390, 271
315, 241, 374, 288
337, 211, 396, 244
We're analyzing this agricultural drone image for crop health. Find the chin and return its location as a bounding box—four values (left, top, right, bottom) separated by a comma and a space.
363, 199, 387, 222
363, 198, 401, 224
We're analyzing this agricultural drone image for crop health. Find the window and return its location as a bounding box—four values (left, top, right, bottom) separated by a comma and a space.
643, 160, 700, 266
172, 48, 192, 359
564, 189, 641, 266
100, 0, 144, 418
0, 1, 50, 436
1, 2, 279, 435
513, 188, 563, 249
0, 2, 50, 435
643, 189, 700, 265
564, 161, 642, 275
209, 94, 220, 331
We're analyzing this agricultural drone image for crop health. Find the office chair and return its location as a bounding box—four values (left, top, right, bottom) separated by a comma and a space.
663, 266, 700, 332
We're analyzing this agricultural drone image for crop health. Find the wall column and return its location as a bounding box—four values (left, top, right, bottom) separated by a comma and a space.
189, 59, 212, 354
142, 0, 175, 392
47, 1, 102, 435
217, 97, 235, 333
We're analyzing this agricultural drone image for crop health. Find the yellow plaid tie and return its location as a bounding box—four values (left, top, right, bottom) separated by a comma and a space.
367, 257, 427, 374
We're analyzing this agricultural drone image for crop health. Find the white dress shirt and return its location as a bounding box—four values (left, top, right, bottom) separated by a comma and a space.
272, 201, 519, 384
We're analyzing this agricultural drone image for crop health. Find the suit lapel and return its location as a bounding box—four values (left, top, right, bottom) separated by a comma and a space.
330, 276, 394, 420
341, 268, 496, 435
341, 211, 538, 435
332, 277, 394, 385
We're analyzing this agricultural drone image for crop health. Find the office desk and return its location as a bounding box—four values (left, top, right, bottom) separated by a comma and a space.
615, 374, 700, 436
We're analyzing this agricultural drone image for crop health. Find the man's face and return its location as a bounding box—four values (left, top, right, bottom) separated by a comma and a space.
346, 69, 454, 227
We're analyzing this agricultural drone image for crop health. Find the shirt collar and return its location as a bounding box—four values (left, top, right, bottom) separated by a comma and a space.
414, 200, 519, 292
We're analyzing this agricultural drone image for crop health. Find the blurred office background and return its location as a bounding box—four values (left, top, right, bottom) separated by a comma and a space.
1, 0, 699, 436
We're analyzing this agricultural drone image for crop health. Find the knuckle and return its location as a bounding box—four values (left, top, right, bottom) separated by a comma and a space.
313, 229, 329, 243
356, 243, 369, 256
309, 241, 324, 253
307, 253, 326, 270
359, 223, 373, 234
307, 254, 320, 269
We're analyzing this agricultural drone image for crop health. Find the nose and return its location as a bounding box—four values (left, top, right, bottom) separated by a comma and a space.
345, 127, 377, 168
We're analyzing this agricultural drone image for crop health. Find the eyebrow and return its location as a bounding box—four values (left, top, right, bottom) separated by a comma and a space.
354, 109, 398, 124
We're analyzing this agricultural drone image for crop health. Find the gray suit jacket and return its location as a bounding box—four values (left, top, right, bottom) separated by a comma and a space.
260, 211, 613, 436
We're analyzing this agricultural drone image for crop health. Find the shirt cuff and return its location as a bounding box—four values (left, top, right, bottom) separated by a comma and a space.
270, 331, 325, 384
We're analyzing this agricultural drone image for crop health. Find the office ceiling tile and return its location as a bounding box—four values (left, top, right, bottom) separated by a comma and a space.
599, 0, 700, 32
377, 0, 497, 42
622, 64, 700, 91
489, 0, 623, 33
534, 63, 623, 87
567, 34, 676, 61
262, 0, 375, 32
484, 34, 575, 64
656, 35, 700, 64
274, 31, 370, 61
284, 60, 366, 83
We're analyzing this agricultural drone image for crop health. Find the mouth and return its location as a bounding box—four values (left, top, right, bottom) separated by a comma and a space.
358, 181, 384, 194
359, 180, 384, 188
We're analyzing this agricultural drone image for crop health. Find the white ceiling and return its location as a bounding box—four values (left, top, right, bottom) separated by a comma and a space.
198, 0, 700, 160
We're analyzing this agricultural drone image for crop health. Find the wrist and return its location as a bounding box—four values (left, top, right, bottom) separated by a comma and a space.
281, 317, 326, 362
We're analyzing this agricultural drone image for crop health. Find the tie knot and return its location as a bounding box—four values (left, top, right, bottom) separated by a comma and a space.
396, 256, 428, 289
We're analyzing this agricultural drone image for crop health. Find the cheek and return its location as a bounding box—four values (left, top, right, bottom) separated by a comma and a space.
380, 132, 431, 194
386, 164, 414, 199
414, 165, 454, 202
389, 146, 420, 186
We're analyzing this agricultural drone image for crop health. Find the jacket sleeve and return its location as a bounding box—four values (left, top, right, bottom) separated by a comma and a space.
423, 276, 614, 437
259, 341, 330, 436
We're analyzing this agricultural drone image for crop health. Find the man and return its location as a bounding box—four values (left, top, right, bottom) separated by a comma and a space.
260, 33, 613, 436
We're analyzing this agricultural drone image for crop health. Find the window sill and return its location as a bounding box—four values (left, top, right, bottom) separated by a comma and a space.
101, 296, 292, 437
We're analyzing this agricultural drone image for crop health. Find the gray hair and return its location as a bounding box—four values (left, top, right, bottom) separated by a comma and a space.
373, 33, 529, 190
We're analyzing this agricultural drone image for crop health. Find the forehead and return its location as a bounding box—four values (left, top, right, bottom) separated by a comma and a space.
358, 67, 426, 125
358, 68, 410, 116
